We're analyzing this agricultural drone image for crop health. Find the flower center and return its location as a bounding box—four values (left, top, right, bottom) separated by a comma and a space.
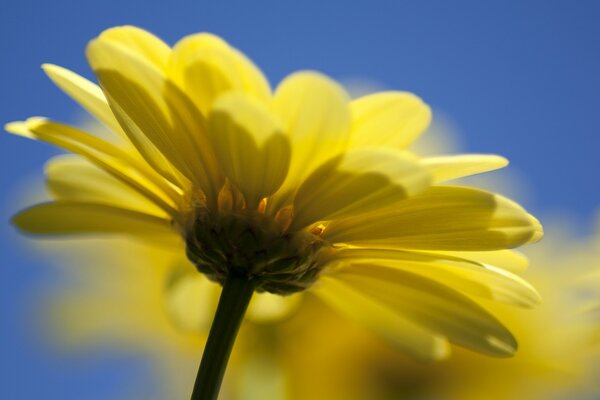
185, 209, 328, 295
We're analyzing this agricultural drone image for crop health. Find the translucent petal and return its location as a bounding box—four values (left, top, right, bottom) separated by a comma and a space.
209, 92, 290, 208
168, 33, 271, 115
13, 202, 175, 238
328, 264, 519, 356
270, 71, 351, 209
97, 25, 170, 70
291, 149, 430, 229
246, 292, 302, 323
87, 37, 223, 202
436, 249, 529, 273
45, 155, 168, 218
330, 249, 540, 307
164, 264, 220, 332
323, 186, 543, 250
314, 277, 450, 360
6, 119, 180, 218
165, 263, 303, 331
349, 91, 431, 150
420, 154, 508, 183
42, 64, 128, 143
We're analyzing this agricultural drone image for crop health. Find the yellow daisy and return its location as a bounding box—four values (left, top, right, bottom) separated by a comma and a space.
7, 26, 542, 398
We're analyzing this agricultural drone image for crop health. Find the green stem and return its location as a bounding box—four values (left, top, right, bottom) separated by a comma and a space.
191, 274, 255, 400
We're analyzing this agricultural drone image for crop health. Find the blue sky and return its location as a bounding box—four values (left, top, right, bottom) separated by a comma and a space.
1, 0, 599, 398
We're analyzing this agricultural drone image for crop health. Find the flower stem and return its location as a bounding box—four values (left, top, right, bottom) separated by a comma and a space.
191, 274, 255, 400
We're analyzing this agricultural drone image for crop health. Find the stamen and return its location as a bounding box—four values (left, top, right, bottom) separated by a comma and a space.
310, 223, 326, 236
257, 197, 268, 214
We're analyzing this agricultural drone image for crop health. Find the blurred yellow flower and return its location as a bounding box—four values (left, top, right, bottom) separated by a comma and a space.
7, 25, 543, 394
45, 225, 600, 400
301, 220, 600, 400
43, 220, 599, 400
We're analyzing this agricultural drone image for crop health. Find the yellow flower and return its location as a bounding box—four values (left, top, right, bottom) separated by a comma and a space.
8, 25, 542, 364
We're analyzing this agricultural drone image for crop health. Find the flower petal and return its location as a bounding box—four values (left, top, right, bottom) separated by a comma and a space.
87, 37, 224, 203
209, 92, 290, 208
12, 202, 175, 238
246, 292, 302, 323
314, 277, 450, 360
349, 91, 431, 150
164, 263, 220, 332
6, 119, 180, 218
327, 264, 519, 356
437, 250, 529, 273
291, 149, 430, 229
96, 25, 170, 70
271, 72, 351, 208
168, 33, 271, 115
42, 64, 128, 143
45, 155, 168, 218
420, 154, 508, 183
323, 186, 543, 250
330, 249, 540, 307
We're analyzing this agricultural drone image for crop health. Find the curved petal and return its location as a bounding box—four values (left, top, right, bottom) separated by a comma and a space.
270, 72, 351, 209
436, 249, 529, 273
96, 25, 170, 70
209, 92, 290, 208
164, 263, 220, 332
168, 33, 271, 114
314, 277, 450, 360
328, 248, 529, 273
323, 186, 543, 250
45, 155, 168, 218
6, 119, 180, 218
329, 250, 540, 307
420, 154, 508, 183
326, 264, 519, 356
291, 149, 430, 230
12, 202, 176, 238
87, 37, 224, 202
42, 64, 128, 143
246, 292, 303, 323
349, 91, 431, 150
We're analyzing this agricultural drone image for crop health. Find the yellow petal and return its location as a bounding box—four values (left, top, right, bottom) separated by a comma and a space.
323, 186, 543, 250
246, 292, 302, 323
86, 38, 186, 188
45, 155, 168, 218
420, 154, 508, 183
97, 25, 170, 70
330, 264, 518, 356
6, 119, 180, 218
349, 91, 431, 150
314, 277, 450, 360
209, 92, 290, 208
165, 260, 303, 330
330, 250, 540, 307
437, 249, 529, 273
42, 64, 128, 143
164, 263, 220, 332
12, 202, 175, 238
291, 149, 430, 229
168, 33, 271, 115
87, 37, 223, 202
270, 71, 351, 209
